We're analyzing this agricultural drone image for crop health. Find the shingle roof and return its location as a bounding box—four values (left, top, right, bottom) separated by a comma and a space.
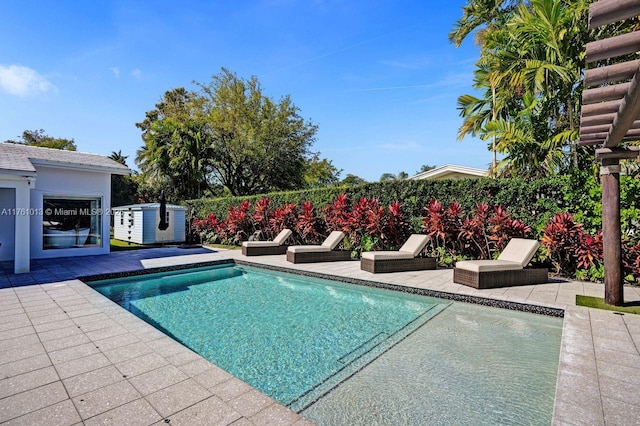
0, 143, 130, 175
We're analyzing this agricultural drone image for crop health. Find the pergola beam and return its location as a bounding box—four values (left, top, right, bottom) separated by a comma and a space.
580, 113, 618, 127
605, 67, 640, 147
584, 60, 640, 87
586, 32, 640, 63
581, 120, 640, 136
582, 82, 629, 104
596, 147, 640, 160
589, 0, 640, 28
581, 99, 623, 117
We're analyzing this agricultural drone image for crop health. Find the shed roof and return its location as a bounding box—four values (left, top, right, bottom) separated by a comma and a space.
112, 203, 186, 211
409, 164, 488, 181
0, 143, 130, 176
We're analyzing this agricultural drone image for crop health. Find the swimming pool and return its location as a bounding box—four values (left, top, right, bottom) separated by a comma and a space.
89, 264, 562, 425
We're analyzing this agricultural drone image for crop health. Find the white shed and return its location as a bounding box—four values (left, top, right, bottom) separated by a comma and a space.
112, 203, 186, 245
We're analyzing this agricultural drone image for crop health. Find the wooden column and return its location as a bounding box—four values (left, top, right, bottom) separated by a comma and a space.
601, 159, 623, 306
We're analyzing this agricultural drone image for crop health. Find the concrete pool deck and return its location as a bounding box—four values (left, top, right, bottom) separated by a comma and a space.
0, 247, 638, 425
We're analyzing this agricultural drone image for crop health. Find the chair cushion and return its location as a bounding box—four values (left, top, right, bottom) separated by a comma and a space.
272, 229, 293, 245
361, 251, 414, 260
321, 231, 345, 249
497, 239, 540, 267
287, 245, 331, 253
242, 241, 279, 247
398, 234, 430, 256
455, 260, 523, 273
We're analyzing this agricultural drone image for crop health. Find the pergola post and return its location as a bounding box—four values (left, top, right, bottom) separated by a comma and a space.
600, 159, 623, 306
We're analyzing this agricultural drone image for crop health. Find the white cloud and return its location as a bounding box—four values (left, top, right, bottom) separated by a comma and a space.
131, 68, 142, 78
0, 64, 56, 97
110, 67, 120, 77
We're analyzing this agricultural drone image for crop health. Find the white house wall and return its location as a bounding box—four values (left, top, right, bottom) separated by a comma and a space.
29, 165, 112, 259
0, 188, 16, 261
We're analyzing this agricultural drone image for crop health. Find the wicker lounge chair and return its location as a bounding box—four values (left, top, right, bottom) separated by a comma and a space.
453, 238, 548, 289
241, 229, 292, 256
286, 231, 351, 263
360, 234, 435, 273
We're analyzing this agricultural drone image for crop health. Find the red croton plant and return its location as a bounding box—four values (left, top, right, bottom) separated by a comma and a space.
193, 196, 639, 282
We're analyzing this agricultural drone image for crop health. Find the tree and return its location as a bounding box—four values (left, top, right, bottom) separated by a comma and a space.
379, 171, 409, 182
341, 174, 367, 186
109, 151, 138, 207
5, 129, 77, 150
136, 69, 319, 199
136, 88, 213, 202
304, 153, 342, 188
453, 0, 594, 178
198, 68, 318, 196
417, 164, 436, 174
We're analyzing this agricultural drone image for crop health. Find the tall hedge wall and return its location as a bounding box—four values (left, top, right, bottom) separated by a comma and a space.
185, 172, 639, 236
188, 176, 547, 231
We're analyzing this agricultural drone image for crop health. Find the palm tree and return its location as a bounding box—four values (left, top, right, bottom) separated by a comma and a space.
109, 150, 128, 166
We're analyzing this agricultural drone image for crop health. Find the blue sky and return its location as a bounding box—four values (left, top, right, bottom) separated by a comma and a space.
0, 0, 490, 182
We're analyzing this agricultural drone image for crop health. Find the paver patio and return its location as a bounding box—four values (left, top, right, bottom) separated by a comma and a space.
0, 246, 638, 425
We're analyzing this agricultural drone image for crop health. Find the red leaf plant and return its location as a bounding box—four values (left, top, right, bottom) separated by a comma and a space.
222, 201, 252, 244
623, 239, 640, 281
192, 213, 221, 243
541, 212, 602, 275
252, 198, 274, 238
323, 194, 351, 232
269, 203, 298, 237
295, 201, 325, 244
384, 201, 412, 250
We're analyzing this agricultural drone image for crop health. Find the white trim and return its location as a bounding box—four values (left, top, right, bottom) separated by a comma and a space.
409, 164, 489, 180
29, 159, 130, 176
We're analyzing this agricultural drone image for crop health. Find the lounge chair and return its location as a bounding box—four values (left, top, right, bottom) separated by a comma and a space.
453, 238, 548, 289
286, 231, 351, 263
241, 229, 293, 256
360, 234, 435, 273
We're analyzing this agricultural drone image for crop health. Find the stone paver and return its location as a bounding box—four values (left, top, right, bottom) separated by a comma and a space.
0, 247, 637, 425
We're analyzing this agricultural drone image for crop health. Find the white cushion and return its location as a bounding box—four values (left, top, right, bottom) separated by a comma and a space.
398, 234, 429, 256
321, 231, 345, 249
497, 239, 540, 267
455, 260, 523, 273
242, 241, 279, 247
361, 251, 414, 260
272, 229, 293, 245
287, 245, 331, 253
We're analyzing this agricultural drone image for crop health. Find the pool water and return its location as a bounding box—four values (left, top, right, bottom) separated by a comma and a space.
89, 264, 562, 425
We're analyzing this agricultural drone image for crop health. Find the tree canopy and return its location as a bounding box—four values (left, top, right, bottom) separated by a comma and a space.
451, 0, 633, 178
5, 129, 77, 150
136, 69, 321, 200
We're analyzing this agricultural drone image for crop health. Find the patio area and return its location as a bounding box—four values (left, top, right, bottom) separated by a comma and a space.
0, 246, 639, 425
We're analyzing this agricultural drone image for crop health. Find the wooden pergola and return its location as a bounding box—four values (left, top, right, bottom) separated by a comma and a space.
579, 0, 640, 306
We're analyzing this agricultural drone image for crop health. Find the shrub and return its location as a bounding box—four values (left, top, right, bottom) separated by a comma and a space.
422, 200, 531, 266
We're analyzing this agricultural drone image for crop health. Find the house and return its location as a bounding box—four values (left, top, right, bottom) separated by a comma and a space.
409, 164, 489, 181
0, 143, 130, 273
112, 203, 186, 245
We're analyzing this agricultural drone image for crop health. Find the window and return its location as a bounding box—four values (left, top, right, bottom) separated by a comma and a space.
42, 197, 102, 250
120, 212, 124, 226
166, 211, 170, 226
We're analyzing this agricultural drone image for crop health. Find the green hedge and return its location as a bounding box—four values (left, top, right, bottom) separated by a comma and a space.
185, 172, 639, 237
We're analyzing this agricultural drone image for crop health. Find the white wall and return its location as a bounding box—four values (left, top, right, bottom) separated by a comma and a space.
0, 188, 15, 261
113, 210, 144, 244
30, 165, 112, 259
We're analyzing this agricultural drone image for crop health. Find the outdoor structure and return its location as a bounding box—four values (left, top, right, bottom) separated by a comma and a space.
112, 203, 186, 245
409, 164, 488, 181
0, 143, 130, 274
579, 0, 640, 305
